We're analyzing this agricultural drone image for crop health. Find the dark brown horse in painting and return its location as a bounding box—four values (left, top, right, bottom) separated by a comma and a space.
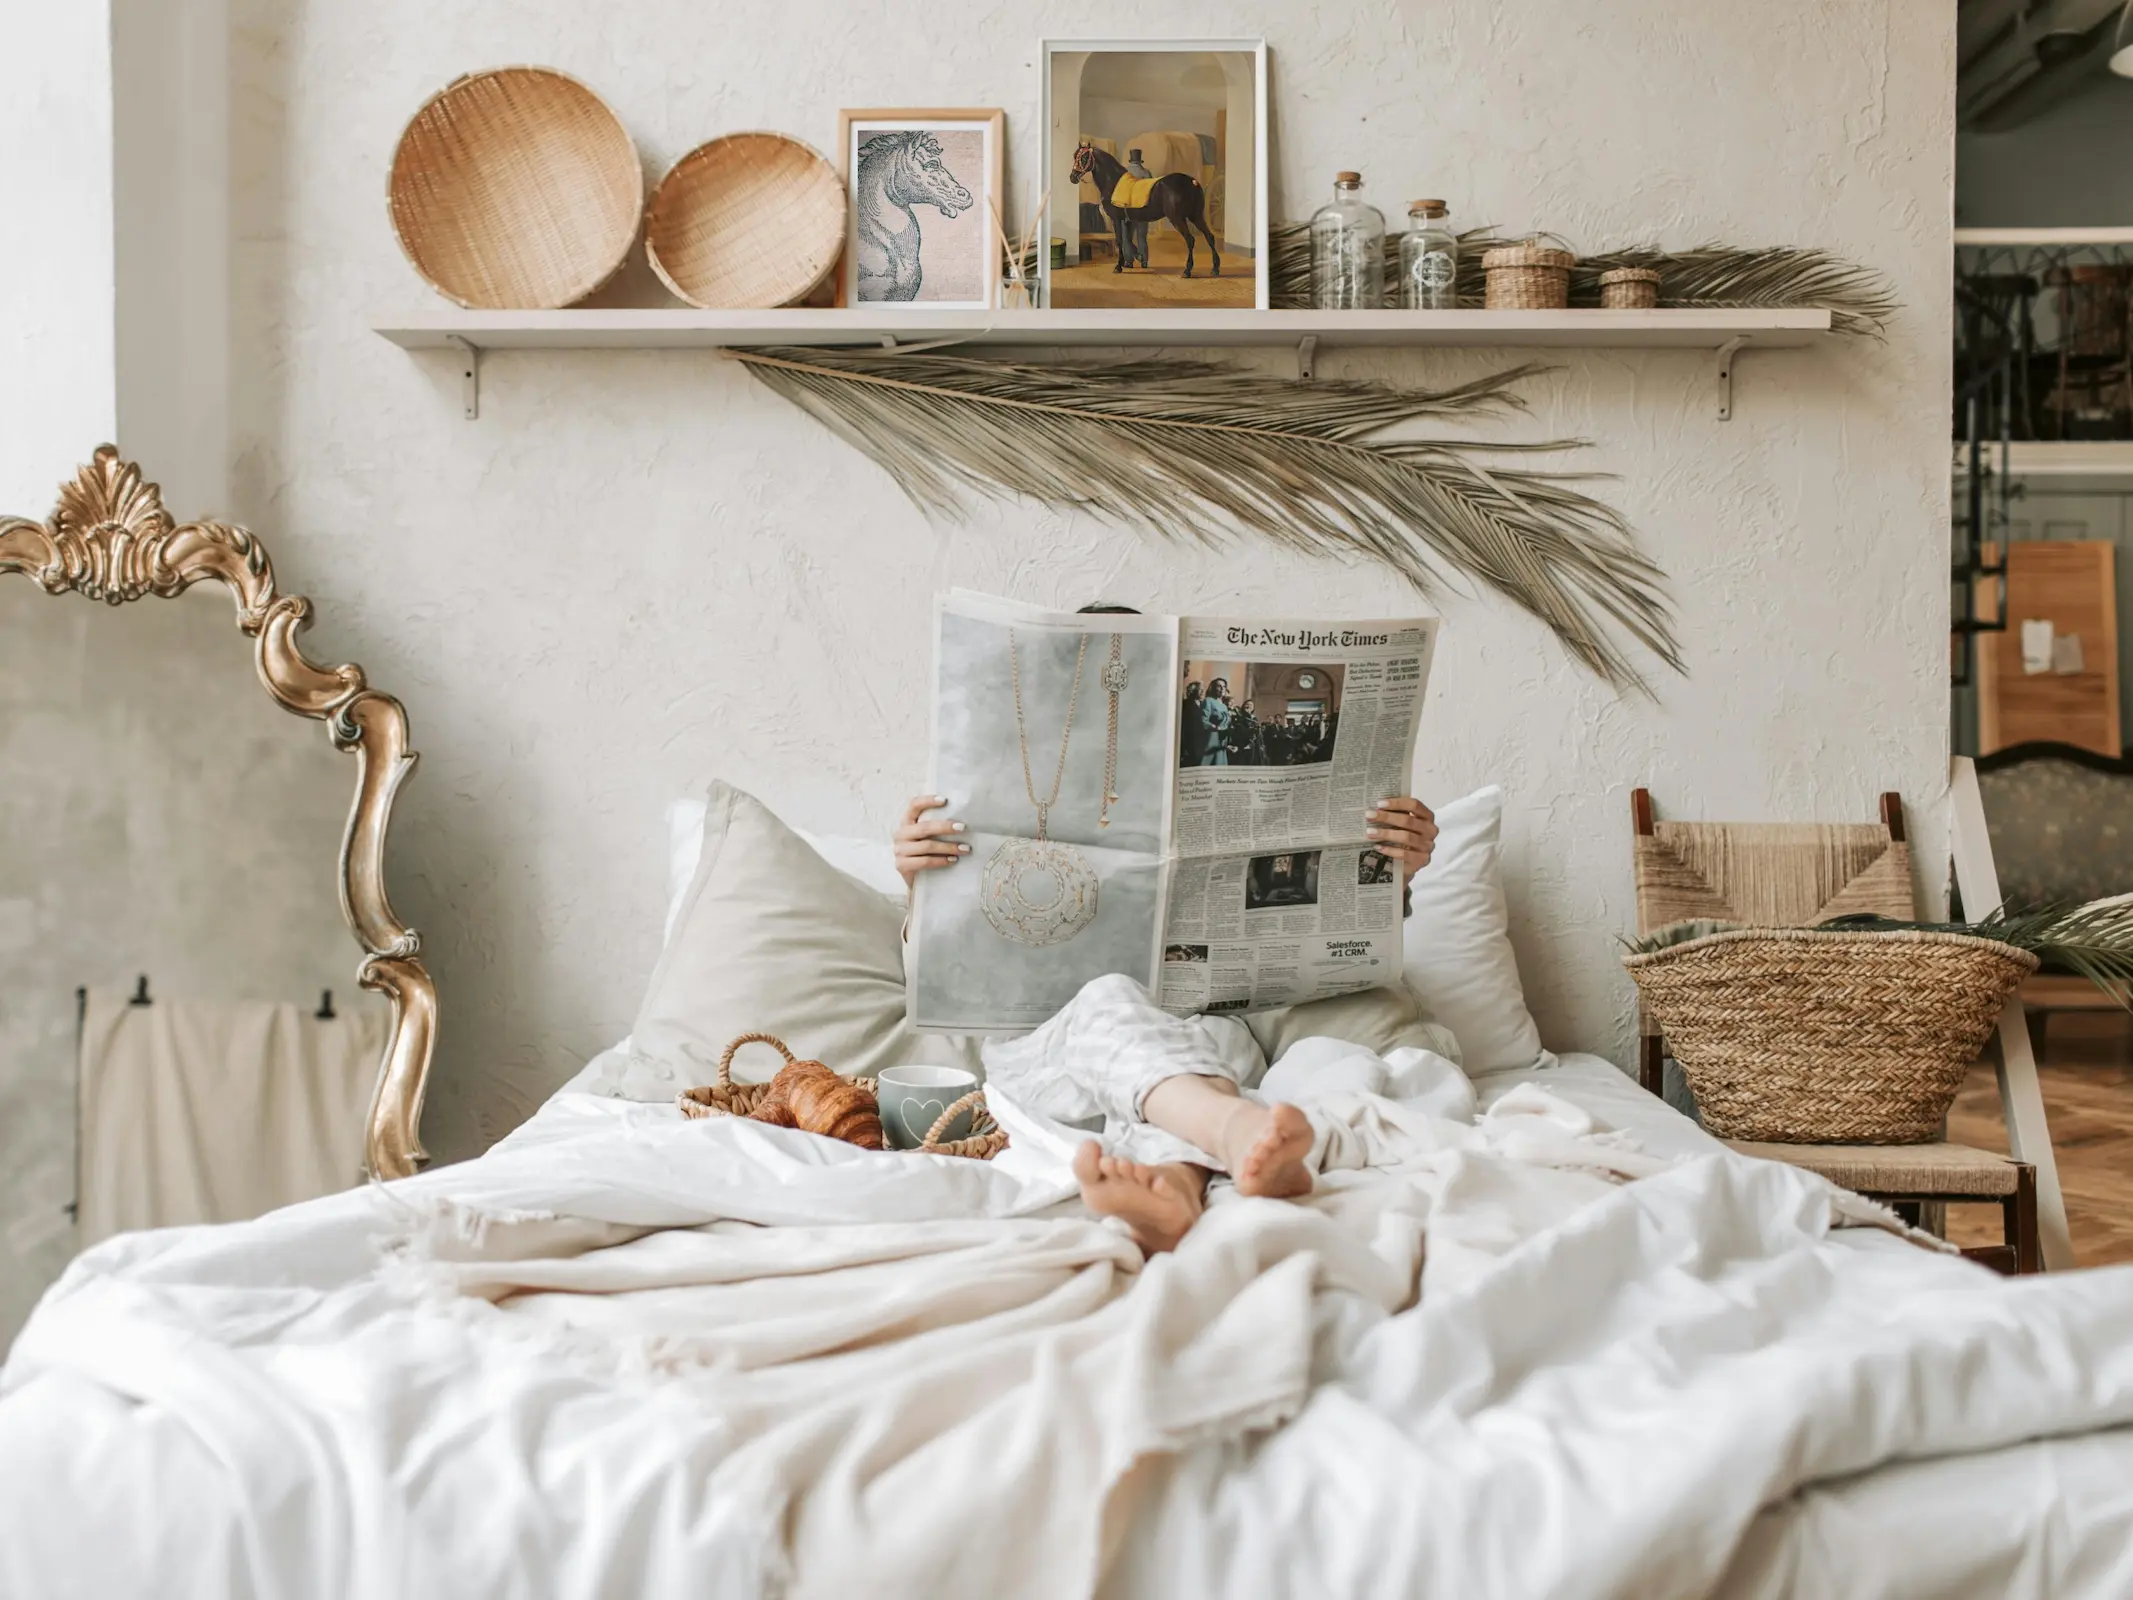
1069, 141, 1222, 278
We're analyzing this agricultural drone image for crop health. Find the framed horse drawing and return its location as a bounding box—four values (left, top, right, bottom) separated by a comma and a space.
838, 108, 1006, 311
1041, 40, 1267, 311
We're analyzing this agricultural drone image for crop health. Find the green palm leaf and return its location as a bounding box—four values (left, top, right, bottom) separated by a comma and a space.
729, 346, 1681, 692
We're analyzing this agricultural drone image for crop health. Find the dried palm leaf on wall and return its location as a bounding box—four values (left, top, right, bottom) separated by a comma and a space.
1268, 224, 1898, 336
728, 346, 1681, 692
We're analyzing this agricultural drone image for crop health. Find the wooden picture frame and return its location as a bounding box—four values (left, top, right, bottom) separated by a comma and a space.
837, 107, 1006, 311
1041, 39, 1268, 311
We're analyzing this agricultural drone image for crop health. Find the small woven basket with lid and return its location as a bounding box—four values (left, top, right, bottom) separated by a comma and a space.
1482, 243, 1574, 309
677, 1033, 1008, 1159
1622, 926, 2037, 1144
1598, 266, 1661, 309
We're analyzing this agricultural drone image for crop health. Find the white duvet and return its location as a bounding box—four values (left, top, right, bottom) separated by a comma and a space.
5, 1036, 2133, 1599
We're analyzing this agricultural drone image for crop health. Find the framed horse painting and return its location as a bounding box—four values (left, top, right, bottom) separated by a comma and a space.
1041, 40, 1268, 311
837, 108, 1006, 311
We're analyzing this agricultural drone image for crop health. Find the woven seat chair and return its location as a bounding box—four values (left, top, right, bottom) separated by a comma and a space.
1631, 788, 2042, 1275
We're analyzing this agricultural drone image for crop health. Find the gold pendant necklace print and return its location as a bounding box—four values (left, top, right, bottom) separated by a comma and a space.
1099, 632, 1127, 829
981, 628, 1103, 948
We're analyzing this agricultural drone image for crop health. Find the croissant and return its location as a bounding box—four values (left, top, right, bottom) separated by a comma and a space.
749, 1059, 883, 1149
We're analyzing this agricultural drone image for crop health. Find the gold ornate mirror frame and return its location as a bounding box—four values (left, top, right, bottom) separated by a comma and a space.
0, 447, 434, 1178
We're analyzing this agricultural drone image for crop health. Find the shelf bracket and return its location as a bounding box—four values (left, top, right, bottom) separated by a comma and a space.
447, 335, 481, 420
1296, 335, 1318, 382
1712, 335, 1748, 422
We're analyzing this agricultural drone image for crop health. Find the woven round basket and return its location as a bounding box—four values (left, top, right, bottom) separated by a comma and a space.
1482, 243, 1574, 309
1622, 927, 2038, 1143
645, 133, 846, 309
388, 67, 642, 310
677, 1033, 1008, 1159
1598, 266, 1661, 309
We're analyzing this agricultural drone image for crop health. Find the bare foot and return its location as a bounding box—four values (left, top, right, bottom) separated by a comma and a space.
1223, 1103, 1315, 1199
1073, 1142, 1204, 1254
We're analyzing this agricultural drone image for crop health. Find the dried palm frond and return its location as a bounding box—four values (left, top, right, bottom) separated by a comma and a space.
1626, 901, 2133, 1007
1269, 223, 1897, 336
728, 346, 1681, 691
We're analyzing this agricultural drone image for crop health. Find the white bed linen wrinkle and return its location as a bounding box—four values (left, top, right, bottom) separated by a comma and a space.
6, 1036, 2133, 1599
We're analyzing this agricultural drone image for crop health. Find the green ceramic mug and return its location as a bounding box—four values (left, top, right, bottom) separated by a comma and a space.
877, 1065, 980, 1150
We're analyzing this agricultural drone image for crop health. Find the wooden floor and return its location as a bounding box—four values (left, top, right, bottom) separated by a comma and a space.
1945, 1011, 2133, 1266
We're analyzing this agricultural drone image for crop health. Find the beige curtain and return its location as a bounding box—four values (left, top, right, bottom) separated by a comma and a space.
77, 988, 387, 1244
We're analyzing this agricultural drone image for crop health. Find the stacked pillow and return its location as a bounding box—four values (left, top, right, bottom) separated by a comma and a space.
618, 780, 1549, 1098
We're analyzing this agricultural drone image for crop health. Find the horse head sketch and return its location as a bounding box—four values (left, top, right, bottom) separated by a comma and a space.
1070, 141, 1220, 278
854, 131, 975, 303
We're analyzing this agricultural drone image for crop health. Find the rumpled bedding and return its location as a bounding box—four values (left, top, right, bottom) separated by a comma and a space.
6, 1017, 2133, 1599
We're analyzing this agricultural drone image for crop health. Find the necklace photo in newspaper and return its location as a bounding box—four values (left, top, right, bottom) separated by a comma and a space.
908, 590, 1439, 1032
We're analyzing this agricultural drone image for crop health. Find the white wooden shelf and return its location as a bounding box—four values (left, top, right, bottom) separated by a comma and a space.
1952, 441, 2133, 478
371, 306, 1833, 419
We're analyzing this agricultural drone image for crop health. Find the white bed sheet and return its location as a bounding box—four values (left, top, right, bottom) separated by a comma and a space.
6, 1045, 2133, 1599
1475, 1054, 2133, 1597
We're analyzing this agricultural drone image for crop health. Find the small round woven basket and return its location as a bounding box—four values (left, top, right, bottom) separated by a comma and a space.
1482, 243, 1574, 309
645, 132, 846, 309
677, 1033, 1008, 1159
1622, 927, 2037, 1144
388, 66, 642, 310
1598, 266, 1661, 309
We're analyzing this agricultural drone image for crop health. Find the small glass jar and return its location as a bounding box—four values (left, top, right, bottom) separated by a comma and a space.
1310, 172, 1385, 309
1399, 200, 1459, 310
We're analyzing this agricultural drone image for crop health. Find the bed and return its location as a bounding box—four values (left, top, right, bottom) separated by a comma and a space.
5, 784, 2133, 1599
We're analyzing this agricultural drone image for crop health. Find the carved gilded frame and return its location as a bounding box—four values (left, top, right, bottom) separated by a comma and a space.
0, 447, 434, 1179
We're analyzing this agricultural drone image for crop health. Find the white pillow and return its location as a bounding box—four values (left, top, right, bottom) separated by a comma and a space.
1402, 786, 1549, 1073
632, 781, 980, 1089
663, 796, 905, 943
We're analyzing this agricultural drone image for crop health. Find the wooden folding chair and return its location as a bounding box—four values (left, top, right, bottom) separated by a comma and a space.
1630, 785, 2055, 1274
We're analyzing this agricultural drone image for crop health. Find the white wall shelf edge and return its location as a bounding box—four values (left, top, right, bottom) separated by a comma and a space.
371, 307, 1834, 420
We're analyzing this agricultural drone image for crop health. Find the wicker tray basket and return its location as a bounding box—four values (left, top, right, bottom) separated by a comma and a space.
677, 1032, 1008, 1159
1622, 927, 2037, 1143
388, 66, 643, 310
645, 133, 846, 309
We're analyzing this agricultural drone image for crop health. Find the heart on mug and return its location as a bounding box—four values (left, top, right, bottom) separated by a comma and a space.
898, 1094, 948, 1137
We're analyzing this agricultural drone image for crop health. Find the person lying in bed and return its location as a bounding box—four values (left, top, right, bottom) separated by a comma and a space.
892, 789, 1437, 1255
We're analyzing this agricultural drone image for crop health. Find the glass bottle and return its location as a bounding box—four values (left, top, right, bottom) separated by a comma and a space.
1399, 200, 1459, 310
1310, 172, 1385, 309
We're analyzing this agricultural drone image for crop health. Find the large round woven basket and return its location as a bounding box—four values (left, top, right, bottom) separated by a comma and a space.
645, 132, 846, 309
677, 1032, 1008, 1159
389, 67, 642, 310
1622, 927, 2037, 1143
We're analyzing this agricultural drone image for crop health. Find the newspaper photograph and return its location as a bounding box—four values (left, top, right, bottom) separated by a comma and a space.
908, 592, 1436, 1032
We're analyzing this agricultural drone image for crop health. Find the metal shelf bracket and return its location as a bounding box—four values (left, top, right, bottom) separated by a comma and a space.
1297, 335, 1318, 381
1713, 335, 1748, 422
447, 335, 481, 420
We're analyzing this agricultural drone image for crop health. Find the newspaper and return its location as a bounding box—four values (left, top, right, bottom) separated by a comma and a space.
909, 591, 1437, 1033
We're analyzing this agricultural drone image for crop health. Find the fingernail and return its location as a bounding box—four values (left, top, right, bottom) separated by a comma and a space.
958, 844, 970, 853
951, 822, 966, 832
1366, 829, 1382, 838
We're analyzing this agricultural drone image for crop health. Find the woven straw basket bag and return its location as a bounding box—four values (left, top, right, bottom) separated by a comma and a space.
678, 1032, 1008, 1159
1622, 926, 2037, 1143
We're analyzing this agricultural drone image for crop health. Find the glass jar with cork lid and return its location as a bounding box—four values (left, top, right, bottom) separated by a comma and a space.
1399, 200, 1458, 310
1310, 172, 1386, 309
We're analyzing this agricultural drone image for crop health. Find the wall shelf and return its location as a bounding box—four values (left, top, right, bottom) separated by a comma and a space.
1952, 442, 2133, 479
371, 306, 1833, 419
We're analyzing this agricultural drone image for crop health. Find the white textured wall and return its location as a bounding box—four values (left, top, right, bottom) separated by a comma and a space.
0, 0, 115, 509
223, 0, 1955, 1160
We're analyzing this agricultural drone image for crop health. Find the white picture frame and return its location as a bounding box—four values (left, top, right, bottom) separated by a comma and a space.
1040, 39, 1268, 311
838, 107, 1006, 311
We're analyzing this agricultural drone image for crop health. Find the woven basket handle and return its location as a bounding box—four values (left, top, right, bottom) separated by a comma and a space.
921, 1089, 989, 1148
718, 1031, 795, 1089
